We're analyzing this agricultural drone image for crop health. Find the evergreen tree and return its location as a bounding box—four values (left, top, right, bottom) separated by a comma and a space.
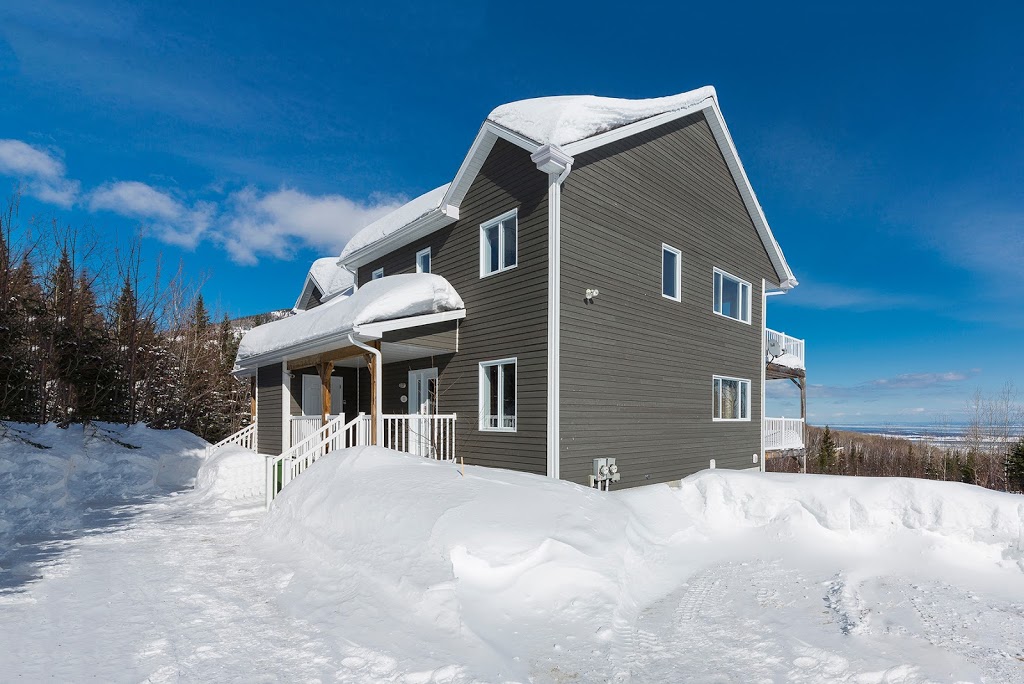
1005, 438, 1024, 492
818, 426, 837, 473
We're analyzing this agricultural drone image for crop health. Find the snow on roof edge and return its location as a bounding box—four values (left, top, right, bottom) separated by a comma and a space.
339, 184, 451, 262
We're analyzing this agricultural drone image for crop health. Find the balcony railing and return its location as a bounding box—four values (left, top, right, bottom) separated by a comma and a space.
766, 329, 805, 369
382, 414, 457, 461
291, 415, 342, 447
764, 417, 805, 450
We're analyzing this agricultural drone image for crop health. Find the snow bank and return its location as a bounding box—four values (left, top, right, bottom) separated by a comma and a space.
339, 184, 450, 261
769, 351, 805, 369
488, 86, 717, 147
236, 273, 464, 362
259, 447, 1024, 679
195, 445, 265, 502
0, 423, 208, 548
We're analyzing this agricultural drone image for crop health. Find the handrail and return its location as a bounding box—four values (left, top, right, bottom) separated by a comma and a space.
266, 413, 367, 509
206, 422, 257, 457
764, 416, 805, 450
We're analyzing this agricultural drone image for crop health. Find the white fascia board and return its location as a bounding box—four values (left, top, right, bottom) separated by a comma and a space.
339, 208, 457, 270
233, 309, 467, 372
701, 101, 797, 289
353, 308, 466, 338
293, 276, 317, 311
560, 95, 797, 290
443, 122, 542, 210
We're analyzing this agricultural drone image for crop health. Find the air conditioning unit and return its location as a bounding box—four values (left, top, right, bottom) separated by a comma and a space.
768, 337, 784, 357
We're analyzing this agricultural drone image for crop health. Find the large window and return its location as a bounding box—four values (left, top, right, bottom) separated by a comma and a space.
479, 358, 517, 431
713, 268, 751, 323
662, 244, 681, 301
480, 209, 518, 277
371, 267, 384, 280
416, 247, 431, 274
713, 376, 750, 421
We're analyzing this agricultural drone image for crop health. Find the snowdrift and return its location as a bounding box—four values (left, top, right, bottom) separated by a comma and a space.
260, 447, 1024, 680
0, 423, 208, 548
195, 445, 265, 502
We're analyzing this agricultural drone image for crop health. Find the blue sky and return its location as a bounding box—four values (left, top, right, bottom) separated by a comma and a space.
1, 1, 1021, 425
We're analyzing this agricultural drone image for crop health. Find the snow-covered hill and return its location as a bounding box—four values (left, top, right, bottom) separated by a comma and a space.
1, 432, 1023, 682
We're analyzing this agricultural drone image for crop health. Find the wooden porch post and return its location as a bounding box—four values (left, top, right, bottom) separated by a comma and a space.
799, 376, 807, 474
249, 376, 257, 420
364, 340, 381, 445
316, 361, 334, 428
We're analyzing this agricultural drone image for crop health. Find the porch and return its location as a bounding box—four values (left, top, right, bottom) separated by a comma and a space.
764, 328, 807, 455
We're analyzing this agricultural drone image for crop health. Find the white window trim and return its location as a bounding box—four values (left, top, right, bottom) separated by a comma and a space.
371, 267, 384, 280
479, 208, 519, 278
416, 247, 431, 274
479, 357, 517, 432
712, 267, 752, 325
712, 375, 752, 422
662, 243, 682, 301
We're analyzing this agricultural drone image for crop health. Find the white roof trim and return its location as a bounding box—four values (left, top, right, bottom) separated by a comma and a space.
293, 275, 320, 311
341, 93, 796, 289
233, 309, 465, 372
353, 308, 466, 339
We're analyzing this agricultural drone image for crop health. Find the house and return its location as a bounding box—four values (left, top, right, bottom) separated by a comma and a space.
228, 86, 808, 502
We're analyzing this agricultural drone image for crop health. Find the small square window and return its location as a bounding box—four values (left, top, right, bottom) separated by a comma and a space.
713, 268, 752, 323
713, 376, 751, 421
662, 244, 681, 301
416, 247, 431, 274
479, 358, 517, 431
371, 268, 384, 280
480, 210, 518, 277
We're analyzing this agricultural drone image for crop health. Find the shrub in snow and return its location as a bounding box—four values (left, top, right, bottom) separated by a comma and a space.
195, 445, 265, 502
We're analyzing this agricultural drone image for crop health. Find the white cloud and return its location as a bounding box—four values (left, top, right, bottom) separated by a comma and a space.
778, 281, 933, 312
0, 138, 80, 207
89, 180, 184, 220
217, 187, 403, 265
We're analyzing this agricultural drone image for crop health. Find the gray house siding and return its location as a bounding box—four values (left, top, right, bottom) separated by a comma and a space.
256, 363, 283, 455
300, 285, 322, 311
357, 138, 549, 474
559, 111, 778, 487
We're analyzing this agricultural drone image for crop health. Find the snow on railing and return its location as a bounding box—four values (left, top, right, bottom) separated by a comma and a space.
206, 422, 257, 457
764, 417, 805, 451
266, 413, 368, 509
382, 414, 457, 461
766, 329, 805, 369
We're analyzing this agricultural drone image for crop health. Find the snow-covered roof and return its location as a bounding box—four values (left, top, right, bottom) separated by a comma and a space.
307, 257, 354, 300
237, 274, 464, 365
487, 87, 717, 147
339, 184, 451, 262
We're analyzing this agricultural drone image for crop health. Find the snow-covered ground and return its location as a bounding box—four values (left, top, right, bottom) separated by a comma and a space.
2, 429, 1023, 683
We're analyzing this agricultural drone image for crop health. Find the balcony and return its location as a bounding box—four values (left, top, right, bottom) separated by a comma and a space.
763, 417, 805, 451
766, 329, 805, 371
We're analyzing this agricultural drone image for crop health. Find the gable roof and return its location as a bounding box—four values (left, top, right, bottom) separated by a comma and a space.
293, 256, 355, 311
337, 87, 797, 289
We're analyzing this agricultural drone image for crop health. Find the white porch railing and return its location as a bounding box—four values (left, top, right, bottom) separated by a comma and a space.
764, 417, 805, 450
766, 328, 805, 369
267, 413, 369, 508
382, 414, 457, 461
206, 422, 257, 456
290, 415, 343, 447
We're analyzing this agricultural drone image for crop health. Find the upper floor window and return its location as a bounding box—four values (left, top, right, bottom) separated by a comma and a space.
479, 358, 516, 431
713, 376, 750, 421
662, 244, 681, 301
480, 209, 517, 277
371, 267, 384, 280
713, 268, 751, 323
416, 247, 431, 274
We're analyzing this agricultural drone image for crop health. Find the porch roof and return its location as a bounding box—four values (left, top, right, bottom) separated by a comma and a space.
234, 273, 464, 373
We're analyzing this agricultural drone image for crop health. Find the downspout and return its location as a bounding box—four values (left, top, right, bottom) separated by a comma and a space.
348, 333, 382, 446
531, 144, 574, 480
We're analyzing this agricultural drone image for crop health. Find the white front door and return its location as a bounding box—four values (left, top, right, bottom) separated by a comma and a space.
408, 368, 438, 456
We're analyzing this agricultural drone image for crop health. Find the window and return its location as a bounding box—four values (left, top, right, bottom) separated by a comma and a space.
662, 244, 681, 301
371, 268, 384, 280
713, 376, 750, 421
479, 358, 516, 431
416, 247, 431, 274
480, 209, 517, 277
713, 268, 751, 323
